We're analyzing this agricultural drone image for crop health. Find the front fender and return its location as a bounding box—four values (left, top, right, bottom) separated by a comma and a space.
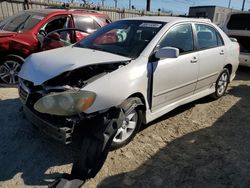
83, 57, 149, 114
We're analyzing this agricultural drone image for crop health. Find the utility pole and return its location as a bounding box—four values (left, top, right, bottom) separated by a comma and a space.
101, 0, 105, 6
242, 0, 246, 11
228, 0, 232, 8
129, 0, 131, 9
114, 0, 117, 8
146, 0, 150, 11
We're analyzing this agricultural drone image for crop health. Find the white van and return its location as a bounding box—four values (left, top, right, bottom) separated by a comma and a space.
223, 12, 250, 67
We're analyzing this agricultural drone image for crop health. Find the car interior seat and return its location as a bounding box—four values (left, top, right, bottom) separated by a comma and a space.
197, 31, 216, 49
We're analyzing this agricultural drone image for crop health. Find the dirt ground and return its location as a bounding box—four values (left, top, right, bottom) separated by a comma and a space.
0, 67, 250, 188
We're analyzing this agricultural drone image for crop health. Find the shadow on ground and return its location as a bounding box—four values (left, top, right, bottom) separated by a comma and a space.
235, 66, 250, 81
0, 98, 73, 186
99, 70, 250, 187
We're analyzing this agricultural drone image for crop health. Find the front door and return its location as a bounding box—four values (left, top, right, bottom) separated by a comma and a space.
151, 23, 199, 111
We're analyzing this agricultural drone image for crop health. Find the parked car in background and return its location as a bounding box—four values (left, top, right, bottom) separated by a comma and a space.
222, 12, 250, 67
19, 17, 239, 154
0, 9, 111, 85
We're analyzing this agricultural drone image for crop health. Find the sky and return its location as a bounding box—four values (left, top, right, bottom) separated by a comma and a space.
79, 0, 250, 14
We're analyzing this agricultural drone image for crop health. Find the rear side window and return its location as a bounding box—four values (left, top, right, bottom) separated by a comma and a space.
227, 14, 250, 30
73, 15, 100, 33
195, 24, 223, 50
159, 24, 194, 54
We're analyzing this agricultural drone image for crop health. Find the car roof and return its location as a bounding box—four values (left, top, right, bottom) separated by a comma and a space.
25, 9, 107, 17
124, 16, 211, 23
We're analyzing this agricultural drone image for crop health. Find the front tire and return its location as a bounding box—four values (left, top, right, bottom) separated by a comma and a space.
111, 98, 143, 150
0, 54, 24, 85
211, 68, 230, 99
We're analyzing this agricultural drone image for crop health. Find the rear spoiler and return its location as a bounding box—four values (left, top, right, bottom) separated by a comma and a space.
230, 37, 238, 42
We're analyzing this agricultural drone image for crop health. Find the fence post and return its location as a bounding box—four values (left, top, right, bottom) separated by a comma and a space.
24, 0, 29, 10
122, 8, 125, 19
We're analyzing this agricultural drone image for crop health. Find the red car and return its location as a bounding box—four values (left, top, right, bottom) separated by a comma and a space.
0, 9, 111, 85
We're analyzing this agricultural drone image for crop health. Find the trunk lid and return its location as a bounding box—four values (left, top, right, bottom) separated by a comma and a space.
230, 35, 250, 53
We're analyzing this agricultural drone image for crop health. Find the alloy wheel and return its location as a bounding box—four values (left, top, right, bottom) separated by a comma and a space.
217, 72, 228, 96
113, 110, 138, 143
0, 60, 21, 84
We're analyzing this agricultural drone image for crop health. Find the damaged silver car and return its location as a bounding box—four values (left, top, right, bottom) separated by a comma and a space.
18, 17, 239, 150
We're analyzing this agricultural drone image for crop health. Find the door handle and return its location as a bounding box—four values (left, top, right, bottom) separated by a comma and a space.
220, 50, 225, 55
191, 57, 198, 63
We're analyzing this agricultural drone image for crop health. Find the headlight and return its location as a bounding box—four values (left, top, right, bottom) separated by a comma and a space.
34, 90, 96, 116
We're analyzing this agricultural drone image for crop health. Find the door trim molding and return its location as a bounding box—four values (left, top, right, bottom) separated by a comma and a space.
153, 79, 197, 97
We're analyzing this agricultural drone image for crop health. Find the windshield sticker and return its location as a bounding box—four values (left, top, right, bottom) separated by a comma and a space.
139, 23, 162, 28
32, 15, 44, 20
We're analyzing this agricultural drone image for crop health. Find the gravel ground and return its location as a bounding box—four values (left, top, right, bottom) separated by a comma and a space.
0, 67, 250, 188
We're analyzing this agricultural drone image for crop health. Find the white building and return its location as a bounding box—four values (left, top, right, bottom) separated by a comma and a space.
189, 6, 237, 27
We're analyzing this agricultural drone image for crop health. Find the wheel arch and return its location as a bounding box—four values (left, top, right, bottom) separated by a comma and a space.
127, 92, 146, 110
0, 51, 27, 61
126, 92, 147, 124
224, 64, 232, 76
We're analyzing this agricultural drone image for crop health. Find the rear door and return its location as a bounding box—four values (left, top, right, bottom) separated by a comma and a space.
151, 23, 199, 111
194, 23, 225, 93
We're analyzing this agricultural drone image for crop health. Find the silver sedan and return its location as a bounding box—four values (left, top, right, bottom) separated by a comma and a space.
19, 16, 239, 149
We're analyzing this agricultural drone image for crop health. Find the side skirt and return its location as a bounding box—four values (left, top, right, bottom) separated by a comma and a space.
145, 87, 215, 124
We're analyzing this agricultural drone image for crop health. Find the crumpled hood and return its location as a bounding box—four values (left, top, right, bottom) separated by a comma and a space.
19, 46, 131, 85
0, 30, 16, 37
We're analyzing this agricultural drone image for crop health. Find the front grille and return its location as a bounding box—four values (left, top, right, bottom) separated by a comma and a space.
23, 106, 75, 144
19, 79, 82, 144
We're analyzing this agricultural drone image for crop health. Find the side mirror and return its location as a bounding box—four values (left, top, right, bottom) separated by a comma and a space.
155, 47, 180, 59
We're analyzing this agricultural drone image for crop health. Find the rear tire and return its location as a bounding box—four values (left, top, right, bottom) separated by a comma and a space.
211, 68, 230, 99
0, 54, 24, 85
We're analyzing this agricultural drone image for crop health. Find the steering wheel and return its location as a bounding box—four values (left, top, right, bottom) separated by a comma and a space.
38, 30, 47, 37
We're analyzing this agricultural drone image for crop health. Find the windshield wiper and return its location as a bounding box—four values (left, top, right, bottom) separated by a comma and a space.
16, 15, 30, 32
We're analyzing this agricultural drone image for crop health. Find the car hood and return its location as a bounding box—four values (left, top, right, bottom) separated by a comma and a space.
19, 46, 131, 86
0, 30, 16, 37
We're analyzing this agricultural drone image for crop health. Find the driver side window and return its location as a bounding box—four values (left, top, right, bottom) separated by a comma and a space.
159, 24, 194, 54
43, 15, 71, 34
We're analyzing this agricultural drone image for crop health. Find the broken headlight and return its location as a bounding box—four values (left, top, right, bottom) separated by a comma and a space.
34, 90, 96, 116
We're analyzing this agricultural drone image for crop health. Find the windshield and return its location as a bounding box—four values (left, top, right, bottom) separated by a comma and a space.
0, 12, 46, 32
227, 13, 250, 30
75, 20, 165, 58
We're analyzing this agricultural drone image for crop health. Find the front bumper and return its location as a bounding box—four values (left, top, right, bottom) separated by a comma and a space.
23, 105, 75, 144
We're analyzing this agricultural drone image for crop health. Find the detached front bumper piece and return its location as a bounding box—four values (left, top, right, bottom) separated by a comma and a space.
23, 106, 75, 144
